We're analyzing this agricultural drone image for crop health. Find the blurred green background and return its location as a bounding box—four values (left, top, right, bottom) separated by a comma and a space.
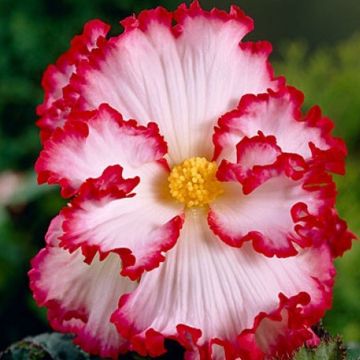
0, 0, 359, 352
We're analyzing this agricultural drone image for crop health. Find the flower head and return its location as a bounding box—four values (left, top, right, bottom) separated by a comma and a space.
29, 2, 354, 359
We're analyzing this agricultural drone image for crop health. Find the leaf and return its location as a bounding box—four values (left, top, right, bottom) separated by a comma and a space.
0, 334, 186, 360
347, 342, 360, 360
0, 333, 159, 360
293, 336, 347, 360
0, 333, 94, 360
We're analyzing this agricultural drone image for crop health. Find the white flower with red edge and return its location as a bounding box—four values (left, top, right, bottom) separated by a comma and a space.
29, 2, 354, 359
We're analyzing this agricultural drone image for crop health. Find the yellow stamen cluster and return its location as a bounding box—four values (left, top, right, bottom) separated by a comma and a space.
168, 157, 224, 208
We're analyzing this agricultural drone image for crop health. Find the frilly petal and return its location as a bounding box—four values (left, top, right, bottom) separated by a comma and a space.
60, 165, 184, 280
29, 215, 137, 358
213, 86, 346, 175
37, 19, 110, 142
209, 164, 336, 257
35, 104, 167, 197
63, 1, 282, 164
111, 212, 334, 359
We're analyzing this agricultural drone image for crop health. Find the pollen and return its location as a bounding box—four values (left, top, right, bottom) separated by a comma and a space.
168, 157, 224, 208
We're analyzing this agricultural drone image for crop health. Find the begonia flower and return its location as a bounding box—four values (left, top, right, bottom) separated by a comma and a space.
29, 2, 354, 359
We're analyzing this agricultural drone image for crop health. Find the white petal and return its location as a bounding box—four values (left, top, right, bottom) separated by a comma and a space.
29, 216, 136, 358
73, 10, 279, 164
112, 210, 333, 357
36, 104, 167, 197
209, 175, 330, 256
62, 164, 183, 279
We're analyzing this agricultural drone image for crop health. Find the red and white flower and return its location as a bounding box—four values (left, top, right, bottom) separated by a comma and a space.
29, 2, 354, 359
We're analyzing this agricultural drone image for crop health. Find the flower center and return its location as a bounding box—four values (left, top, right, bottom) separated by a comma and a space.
168, 157, 224, 208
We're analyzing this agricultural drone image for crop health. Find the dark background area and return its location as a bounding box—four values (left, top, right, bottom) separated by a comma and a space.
0, 0, 359, 353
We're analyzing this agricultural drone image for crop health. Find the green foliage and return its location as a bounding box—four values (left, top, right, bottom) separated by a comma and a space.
1, 333, 96, 360
347, 343, 360, 360
0, 334, 185, 360
294, 338, 347, 360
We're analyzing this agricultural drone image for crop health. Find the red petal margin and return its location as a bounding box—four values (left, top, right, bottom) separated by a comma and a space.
60, 165, 184, 280
67, 164, 140, 203
173, 0, 283, 93
173, 0, 254, 35
306, 106, 347, 175
213, 86, 346, 175
294, 206, 356, 258
37, 19, 110, 142
63, 1, 283, 115
111, 244, 335, 359
211, 148, 337, 256
291, 172, 355, 258
30, 250, 129, 359
35, 104, 168, 198
120, 0, 254, 39
120, 214, 184, 280
216, 132, 307, 195
29, 215, 135, 359
61, 164, 139, 265
29, 248, 88, 337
